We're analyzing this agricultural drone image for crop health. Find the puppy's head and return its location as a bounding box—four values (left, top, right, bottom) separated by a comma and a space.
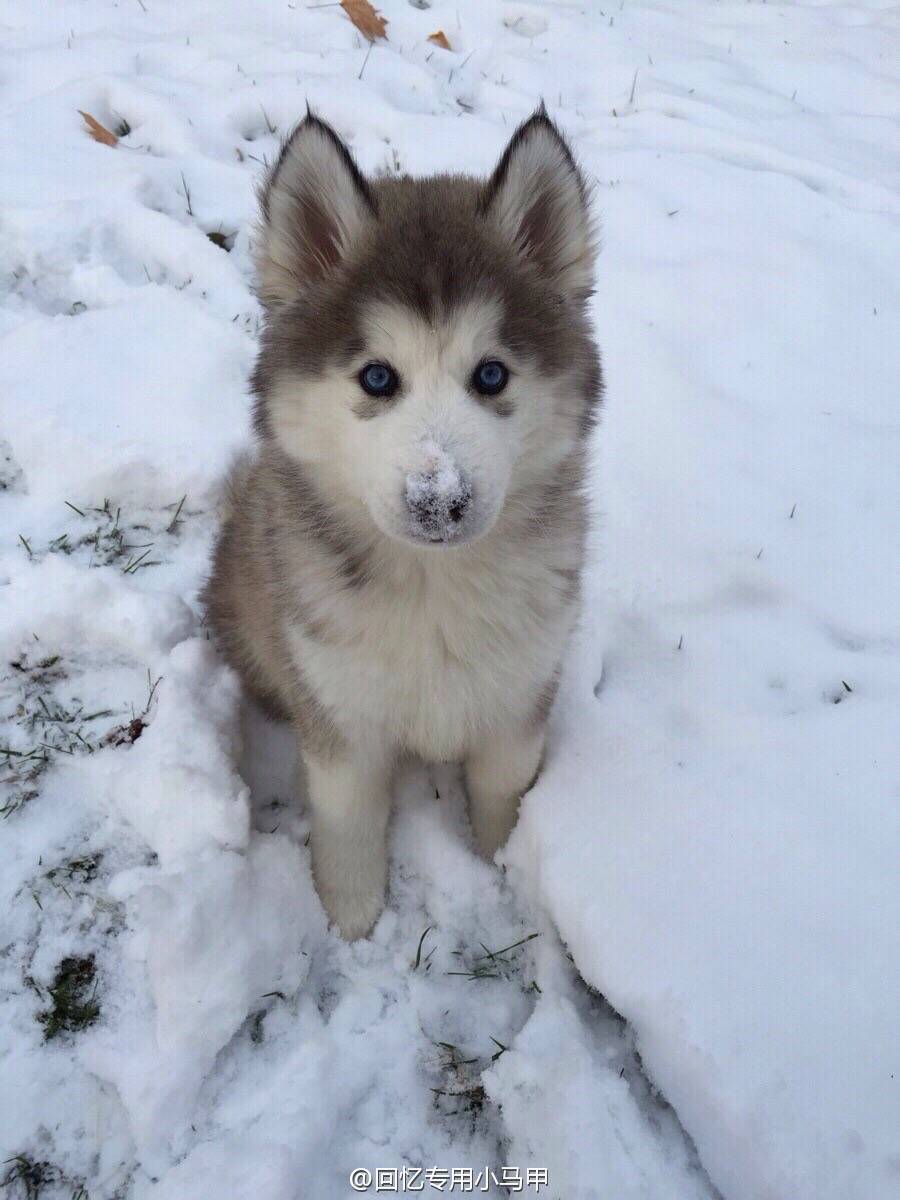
252, 109, 600, 549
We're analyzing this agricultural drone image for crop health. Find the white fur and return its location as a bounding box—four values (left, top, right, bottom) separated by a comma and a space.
271, 308, 581, 936
271, 298, 581, 759
467, 723, 546, 858
304, 752, 393, 941
288, 536, 570, 937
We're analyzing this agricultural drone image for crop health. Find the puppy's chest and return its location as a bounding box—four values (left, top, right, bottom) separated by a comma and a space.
291, 553, 569, 756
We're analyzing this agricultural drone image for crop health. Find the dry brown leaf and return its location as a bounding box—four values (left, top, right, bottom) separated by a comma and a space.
340, 0, 388, 41
78, 110, 118, 147
427, 30, 452, 51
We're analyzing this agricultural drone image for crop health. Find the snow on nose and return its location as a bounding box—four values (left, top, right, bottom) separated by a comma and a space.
405, 443, 471, 539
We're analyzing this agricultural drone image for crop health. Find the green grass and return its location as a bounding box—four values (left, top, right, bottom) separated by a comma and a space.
430, 1040, 487, 1123
44, 854, 103, 897
0, 745, 50, 819
1, 651, 161, 818
1, 652, 111, 818
17, 495, 190, 574
37, 955, 100, 1041
445, 932, 541, 981
412, 925, 435, 971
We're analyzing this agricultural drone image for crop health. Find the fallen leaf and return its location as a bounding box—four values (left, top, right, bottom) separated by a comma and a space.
340, 0, 388, 41
78, 110, 118, 147
427, 30, 452, 51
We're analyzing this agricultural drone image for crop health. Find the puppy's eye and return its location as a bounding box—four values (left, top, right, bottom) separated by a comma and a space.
359, 362, 398, 398
472, 359, 509, 396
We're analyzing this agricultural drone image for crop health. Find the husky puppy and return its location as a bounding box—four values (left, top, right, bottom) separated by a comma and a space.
204, 107, 601, 939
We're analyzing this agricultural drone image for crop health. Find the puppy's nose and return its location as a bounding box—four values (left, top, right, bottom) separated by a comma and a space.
405, 470, 472, 539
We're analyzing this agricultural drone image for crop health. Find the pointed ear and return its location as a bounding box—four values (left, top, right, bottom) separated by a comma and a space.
254, 113, 376, 307
481, 109, 595, 302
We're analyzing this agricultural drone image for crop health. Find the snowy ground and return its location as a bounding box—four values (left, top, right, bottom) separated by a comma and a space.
1, 1, 898, 1198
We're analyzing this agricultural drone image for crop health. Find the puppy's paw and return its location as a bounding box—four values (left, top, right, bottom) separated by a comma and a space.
304, 754, 392, 941
466, 725, 544, 862
470, 798, 519, 861
312, 842, 387, 941
320, 881, 386, 941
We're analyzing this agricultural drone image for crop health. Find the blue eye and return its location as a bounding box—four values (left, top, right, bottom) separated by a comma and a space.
359, 362, 398, 398
473, 359, 509, 396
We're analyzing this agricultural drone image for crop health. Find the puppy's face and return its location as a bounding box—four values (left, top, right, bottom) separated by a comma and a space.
284, 298, 520, 548
252, 112, 599, 548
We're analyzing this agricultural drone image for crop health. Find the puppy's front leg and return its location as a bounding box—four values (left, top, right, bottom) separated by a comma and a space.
466, 724, 545, 860
304, 749, 393, 940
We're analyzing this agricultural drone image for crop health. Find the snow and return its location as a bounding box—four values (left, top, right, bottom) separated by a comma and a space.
1, 2, 897, 1199
0, 289, 252, 511
406, 441, 471, 539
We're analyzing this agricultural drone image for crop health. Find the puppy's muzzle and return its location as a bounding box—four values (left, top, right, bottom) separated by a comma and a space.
405, 469, 472, 541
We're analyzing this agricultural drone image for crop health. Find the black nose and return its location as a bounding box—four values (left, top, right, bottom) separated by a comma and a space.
406, 476, 472, 538
447, 496, 468, 523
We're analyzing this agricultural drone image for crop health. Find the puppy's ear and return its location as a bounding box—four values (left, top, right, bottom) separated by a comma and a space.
255, 113, 376, 307
481, 107, 595, 303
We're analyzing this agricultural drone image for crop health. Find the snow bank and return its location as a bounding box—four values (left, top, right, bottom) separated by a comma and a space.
96, 638, 250, 864
484, 989, 712, 1200
505, 3, 900, 1185
87, 836, 322, 1172
0, 289, 252, 510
